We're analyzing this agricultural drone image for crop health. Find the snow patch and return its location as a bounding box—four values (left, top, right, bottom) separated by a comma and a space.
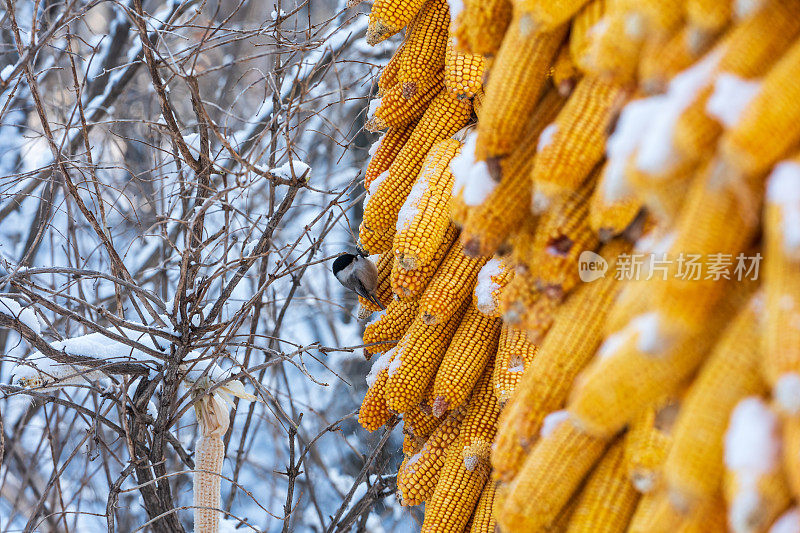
706, 74, 761, 128
0, 297, 41, 335
387, 347, 403, 376
724, 396, 781, 474
270, 159, 311, 181
604, 97, 663, 201
406, 448, 425, 466
0, 65, 13, 82
775, 373, 800, 415
366, 347, 395, 387
451, 132, 497, 206
396, 169, 430, 231
631, 312, 666, 354
597, 328, 633, 360
447, 0, 464, 18
770, 508, 800, 533
635, 49, 722, 175
537, 123, 559, 152
368, 134, 383, 157
540, 410, 569, 438
363, 170, 389, 212
766, 162, 800, 256
474, 259, 503, 313
368, 96, 382, 117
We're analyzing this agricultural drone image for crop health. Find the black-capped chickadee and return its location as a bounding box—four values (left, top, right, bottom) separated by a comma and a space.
332, 252, 385, 310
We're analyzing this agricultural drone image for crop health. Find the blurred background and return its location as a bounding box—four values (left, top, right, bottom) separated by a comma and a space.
0, 0, 417, 530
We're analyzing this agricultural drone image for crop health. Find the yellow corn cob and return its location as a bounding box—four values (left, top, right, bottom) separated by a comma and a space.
634, 0, 685, 36
359, 351, 395, 431
362, 297, 419, 357
358, 253, 394, 317
673, 0, 800, 162
628, 490, 679, 533
194, 433, 225, 533
783, 417, 800, 499
471, 87, 486, 122
625, 403, 674, 493
468, 481, 497, 533
444, 39, 486, 99
763, 159, 800, 414
719, 38, 800, 176
723, 397, 792, 533
418, 240, 489, 325
647, 158, 763, 336
504, 215, 538, 273
360, 88, 473, 254
492, 240, 627, 481
421, 434, 491, 532
394, 138, 461, 270
377, 43, 404, 96
432, 304, 501, 416
473, 258, 513, 317
664, 294, 766, 509
367, 0, 427, 45
493, 323, 540, 403
501, 276, 561, 343
527, 177, 599, 299
398, 0, 450, 91
630, 489, 727, 533
589, 160, 644, 240
568, 278, 754, 437
686, 0, 731, 36
460, 88, 565, 257
403, 430, 425, 458
497, 415, 610, 531
517, 0, 592, 32
677, 494, 728, 533
569, 0, 606, 71
384, 301, 468, 412
552, 44, 582, 96
365, 122, 417, 190
367, 72, 444, 132
397, 406, 466, 505
392, 224, 458, 298
638, 27, 711, 95
460, 365, 501, 470
579, 11, 644, 84
456, 0, 512, 56
475, 18, 567, 160
546, 496, 580, 531
404, 402, 442, 443
566, 437, 641, 532
532, 75, 628, 208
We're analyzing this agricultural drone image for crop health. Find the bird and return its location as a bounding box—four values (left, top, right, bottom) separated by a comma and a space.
332, 252, 385, 310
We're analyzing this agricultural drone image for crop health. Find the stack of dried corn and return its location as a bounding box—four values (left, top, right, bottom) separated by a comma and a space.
354, 0, 800, 530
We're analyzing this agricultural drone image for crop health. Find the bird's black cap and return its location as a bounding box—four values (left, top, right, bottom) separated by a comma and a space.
332, 253, 356, 275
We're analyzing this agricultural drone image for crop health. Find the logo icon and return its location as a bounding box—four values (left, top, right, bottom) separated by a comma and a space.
578, 251, 608, 282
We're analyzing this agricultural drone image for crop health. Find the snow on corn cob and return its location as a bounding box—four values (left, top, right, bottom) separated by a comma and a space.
398, 406, 466, 505
394, 138, 460, 270
763, 158, 800, 414
349, 2, 800, 529
723, 397, 792, 533
391, 223, 458, 298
